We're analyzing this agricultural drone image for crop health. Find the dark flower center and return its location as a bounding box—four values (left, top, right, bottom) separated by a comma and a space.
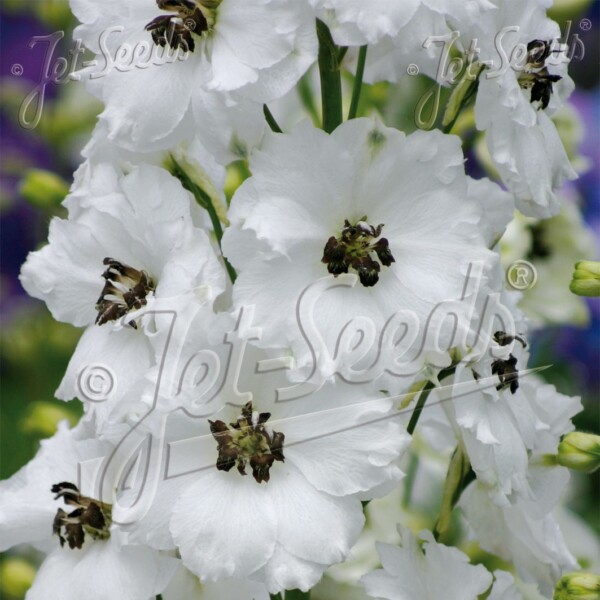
145, 0, 214, 52
518, 39, 562, 110
209, 401, 285, 484
491, 331, 527, 394
95, 257, 155, 328
525, 223, 551, 261
51, 482, 112, 549
322, 218, 395, 288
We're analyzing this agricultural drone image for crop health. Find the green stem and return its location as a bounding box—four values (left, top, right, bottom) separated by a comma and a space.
347, 45, 367, 120
263, 104, 283, 133
406, 380, 435, 436
316, 19, 343, 133
270, 594, 283, 600
407, 367, 455, 436
169, 156, 237, 283
402, 450, 419, 509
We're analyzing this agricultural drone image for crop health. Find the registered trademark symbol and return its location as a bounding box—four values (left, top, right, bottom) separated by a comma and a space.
580, 18, 592, 31
507, 260, 538, 291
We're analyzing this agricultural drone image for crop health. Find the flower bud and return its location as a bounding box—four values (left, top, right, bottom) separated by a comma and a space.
570, 261, 600, 297
441, 63, 484, 132
19, 169, 69, 209
554, 572, 600, 600
557, 432, 600, 474
21, 401, 77, 437
0, 557, 36, 598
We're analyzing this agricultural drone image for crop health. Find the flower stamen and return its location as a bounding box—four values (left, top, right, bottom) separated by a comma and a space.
518, 40, 562, 110
322, 218, 395, 287
491, 331, 526, 394
209, 401, 285, 484
51, 482, 112, 549
145, 0, 215, 52
95, 258, 155, 328
492, 354, 520, 394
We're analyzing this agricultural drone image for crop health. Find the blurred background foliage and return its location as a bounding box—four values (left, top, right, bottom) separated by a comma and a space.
0, 0, 598, 597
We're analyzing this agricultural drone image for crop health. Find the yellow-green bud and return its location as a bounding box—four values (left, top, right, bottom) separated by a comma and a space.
549, 0, 594, 23
35, 0, 74, 28
441, 63, 484, 131
21, 401, 78, 437
0, 557, 36, 598
570, 261, 600, 297
19, 169, 69, 209
224, 161, 249, 202
554, 572, 600, 600
557, 432, 600, 474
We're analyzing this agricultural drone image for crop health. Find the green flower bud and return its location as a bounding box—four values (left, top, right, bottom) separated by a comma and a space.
21, 401, 78, 437
19, 169, 69, 209
557, 432, 600, 474
554, 572, 600, 600
574, 261, 600, 277
165, 154, 230, 227
441, 63, 484, 132
0, 557, 36, 598
549, 0, 594, 23
35, 0, 74, 28
570, 261, 600, 297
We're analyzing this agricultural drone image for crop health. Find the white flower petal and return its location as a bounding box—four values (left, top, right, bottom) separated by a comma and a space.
26, 542, 178, 600
171, 470, 277, 580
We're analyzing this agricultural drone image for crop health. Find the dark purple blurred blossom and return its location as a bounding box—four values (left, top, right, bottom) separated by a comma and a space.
569, 90, 600, 239
0, 11, 65, 318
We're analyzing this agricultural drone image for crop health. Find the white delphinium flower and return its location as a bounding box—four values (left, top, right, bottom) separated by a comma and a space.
71, 86, 265, 169
311, 447, 449, 597
0, 422, 178, 600
222, 118, 510, 380
71, 0, 316, 151
438, 335, 582, 507
461, 483, 578, 596
122, 304, 410, 594
347, 0, 495, 85
77, 97, 264, 174
441, 323, 582, 592
351, 4, 450, 84
360, 526, 493, 600
20, 163, 225, 425
500, 200, 597, 327
308, 0, 420, 46
69, 120, 233, 245
457, 0, 576, 217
